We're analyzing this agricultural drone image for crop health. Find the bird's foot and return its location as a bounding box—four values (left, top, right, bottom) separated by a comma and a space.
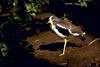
59, 53, 65, 56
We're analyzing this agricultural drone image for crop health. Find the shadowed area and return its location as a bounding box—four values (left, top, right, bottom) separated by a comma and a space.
39, 42, 81, 51
39, 43, 64, 51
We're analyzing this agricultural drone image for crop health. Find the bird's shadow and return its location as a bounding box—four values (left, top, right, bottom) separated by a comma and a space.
38, 42, 81, 51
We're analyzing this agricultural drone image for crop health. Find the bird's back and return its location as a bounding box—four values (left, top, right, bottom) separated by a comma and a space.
58, 18, 84, 34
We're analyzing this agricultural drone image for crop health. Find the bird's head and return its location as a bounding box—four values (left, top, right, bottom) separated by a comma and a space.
48, 16, 55, 25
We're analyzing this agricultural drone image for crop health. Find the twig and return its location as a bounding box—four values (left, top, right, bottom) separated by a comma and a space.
88, 38, 100, 46
65, 3, 81, 6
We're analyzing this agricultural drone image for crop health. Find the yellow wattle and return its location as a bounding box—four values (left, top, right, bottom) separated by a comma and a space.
48, 20, 53, 25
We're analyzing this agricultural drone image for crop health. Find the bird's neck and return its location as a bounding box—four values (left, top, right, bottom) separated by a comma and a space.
50, 21, 54, 26
51, 23, 55, 27
50, 23, 56, 30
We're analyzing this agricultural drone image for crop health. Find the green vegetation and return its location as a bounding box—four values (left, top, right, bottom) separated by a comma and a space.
0, 42, 8, 57
78, 0, 91, 7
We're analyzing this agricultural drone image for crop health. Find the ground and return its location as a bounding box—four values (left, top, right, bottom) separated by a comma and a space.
26, 31, 100, 67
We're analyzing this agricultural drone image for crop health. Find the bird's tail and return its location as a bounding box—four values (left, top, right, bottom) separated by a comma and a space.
79, 35, 86, 41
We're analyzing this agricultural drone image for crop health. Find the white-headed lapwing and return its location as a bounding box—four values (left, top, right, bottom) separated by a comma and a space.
48, 15, 86, 56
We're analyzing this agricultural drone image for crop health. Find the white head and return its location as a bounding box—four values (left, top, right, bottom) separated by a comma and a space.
48, 16, 55, 25
49, 16, 54, 21
48, 15, 60, 25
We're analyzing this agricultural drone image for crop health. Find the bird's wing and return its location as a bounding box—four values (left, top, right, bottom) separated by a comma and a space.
51, 24, 66, 38
57, 19, 84, 34
56, 24, 67, 29
56, 19, 70, 29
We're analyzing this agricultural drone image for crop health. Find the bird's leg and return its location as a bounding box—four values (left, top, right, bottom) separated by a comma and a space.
59, 38, 68, 56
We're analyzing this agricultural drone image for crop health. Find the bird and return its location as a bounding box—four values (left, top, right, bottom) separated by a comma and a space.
48, 15, 86, 56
